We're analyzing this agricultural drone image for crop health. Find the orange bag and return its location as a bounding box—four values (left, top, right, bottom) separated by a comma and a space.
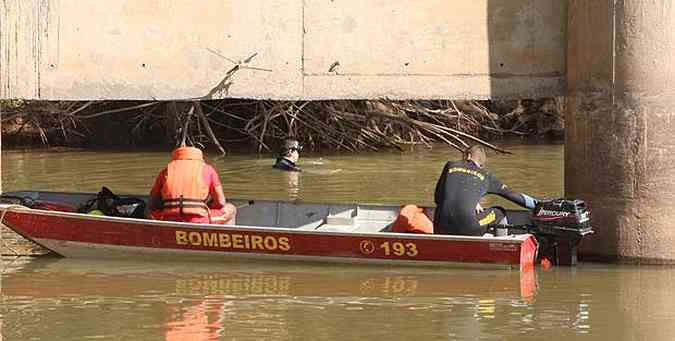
391, 204, 434, 234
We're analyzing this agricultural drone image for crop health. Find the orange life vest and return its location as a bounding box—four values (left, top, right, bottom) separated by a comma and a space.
391, 204, 434, 234
160, 147, 210, 217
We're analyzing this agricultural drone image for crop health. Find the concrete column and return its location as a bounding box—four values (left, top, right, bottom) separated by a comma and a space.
0, 103, 2, 194
566, 1, 675, 263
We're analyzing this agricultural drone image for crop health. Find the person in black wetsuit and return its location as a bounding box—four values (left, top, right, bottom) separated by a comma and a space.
433, 144, 539, 236
273, 139, 302, 172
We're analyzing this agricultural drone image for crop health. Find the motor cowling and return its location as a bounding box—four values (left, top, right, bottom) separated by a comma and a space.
528, 199, 594, 266
531, 199, 593, 239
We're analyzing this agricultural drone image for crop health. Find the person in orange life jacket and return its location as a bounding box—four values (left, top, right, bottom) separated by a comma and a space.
148, 146, 237, 225
273, 139, 302, 172
433, 144, 539, 236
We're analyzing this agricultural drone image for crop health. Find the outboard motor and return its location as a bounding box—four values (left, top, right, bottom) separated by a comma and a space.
530, 199, 594, 265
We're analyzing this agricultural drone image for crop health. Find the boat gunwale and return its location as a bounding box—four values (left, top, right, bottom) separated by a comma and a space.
4, 190, 432, 210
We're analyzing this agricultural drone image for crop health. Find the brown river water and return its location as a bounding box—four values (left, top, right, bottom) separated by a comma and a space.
1, 144, 675, 340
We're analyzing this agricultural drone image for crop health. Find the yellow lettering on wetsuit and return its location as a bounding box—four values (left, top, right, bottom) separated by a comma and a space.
479, 211, 496, 226
447, 167, 485, 181
175, 231, 291, 252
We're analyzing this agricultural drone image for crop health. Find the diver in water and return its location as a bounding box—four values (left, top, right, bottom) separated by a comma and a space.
273, 139, 302, 172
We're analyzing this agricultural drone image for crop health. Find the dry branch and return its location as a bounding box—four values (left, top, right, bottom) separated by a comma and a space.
193, 101, 227, 156
1, 98, 563, 151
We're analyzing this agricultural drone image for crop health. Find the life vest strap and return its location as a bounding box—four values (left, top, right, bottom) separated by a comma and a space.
161, 197, 209, 216
162, 198, 207, 205
162, 197, 206, 205
162, 203, 209, 209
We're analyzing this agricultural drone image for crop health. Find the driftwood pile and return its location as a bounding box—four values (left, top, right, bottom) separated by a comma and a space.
0, 98, 564, 154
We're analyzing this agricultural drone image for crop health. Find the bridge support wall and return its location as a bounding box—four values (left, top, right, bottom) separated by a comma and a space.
0, 0, 565, 100
566, 1, 675, 262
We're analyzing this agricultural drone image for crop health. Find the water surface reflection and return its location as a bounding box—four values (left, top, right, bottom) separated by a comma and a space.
2, 258, 541, 340
5, 258, 672, 340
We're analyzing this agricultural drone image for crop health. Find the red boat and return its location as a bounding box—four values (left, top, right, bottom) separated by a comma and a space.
0, 191, 545, 270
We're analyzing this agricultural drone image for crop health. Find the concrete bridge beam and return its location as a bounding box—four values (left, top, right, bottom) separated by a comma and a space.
0, 0, 565, 101
566, 1, 675, 262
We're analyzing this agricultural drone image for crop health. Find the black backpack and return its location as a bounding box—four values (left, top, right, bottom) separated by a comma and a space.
79, 187, 147, 219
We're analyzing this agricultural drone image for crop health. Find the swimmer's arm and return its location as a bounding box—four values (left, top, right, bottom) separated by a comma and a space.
487, 175, 538, 209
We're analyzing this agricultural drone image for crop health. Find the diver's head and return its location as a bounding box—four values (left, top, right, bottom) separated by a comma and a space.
281, 139, 302, 162
463, 144, 486, 167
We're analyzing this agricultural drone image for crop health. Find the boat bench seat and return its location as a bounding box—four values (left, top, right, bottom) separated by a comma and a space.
288, 205, 395, 233
352, 220, 392, 233
315, 216, 359, 232
318, 217, 392, 234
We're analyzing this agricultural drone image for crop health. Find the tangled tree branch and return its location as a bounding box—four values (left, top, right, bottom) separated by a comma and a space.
0, 98, 564, 153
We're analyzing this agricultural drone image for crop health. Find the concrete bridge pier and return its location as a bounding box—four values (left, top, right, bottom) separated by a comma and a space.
0, 101, 3, 194
566, 1, 675, 263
